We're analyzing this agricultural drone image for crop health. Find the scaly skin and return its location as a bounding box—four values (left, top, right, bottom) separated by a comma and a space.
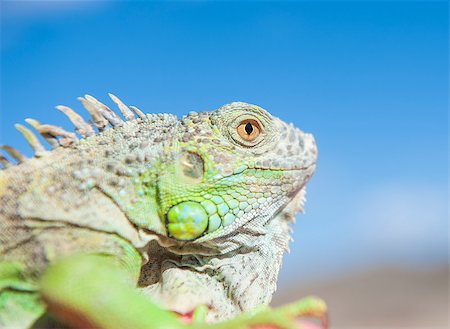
0, 94, 324, 328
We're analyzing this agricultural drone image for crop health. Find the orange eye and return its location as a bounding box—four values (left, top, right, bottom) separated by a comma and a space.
236, 119, 261, 141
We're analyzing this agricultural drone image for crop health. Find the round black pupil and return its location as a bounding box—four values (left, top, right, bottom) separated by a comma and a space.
244, 122, 253, 135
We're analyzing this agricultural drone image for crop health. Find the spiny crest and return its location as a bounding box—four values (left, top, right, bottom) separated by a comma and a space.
0, 93, 148, 169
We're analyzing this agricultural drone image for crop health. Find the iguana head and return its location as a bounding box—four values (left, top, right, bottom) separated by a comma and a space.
157, 102, 317, 242
141, 102, 317, 320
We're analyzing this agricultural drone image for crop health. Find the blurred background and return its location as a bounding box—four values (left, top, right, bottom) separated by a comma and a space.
1, 1, 448, 328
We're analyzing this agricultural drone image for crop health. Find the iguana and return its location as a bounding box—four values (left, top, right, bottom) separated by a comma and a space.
0, 94, 326, 329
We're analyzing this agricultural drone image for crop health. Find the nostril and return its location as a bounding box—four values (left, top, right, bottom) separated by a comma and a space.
298, 137, 305, 152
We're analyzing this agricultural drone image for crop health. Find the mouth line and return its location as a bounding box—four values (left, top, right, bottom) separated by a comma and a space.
216, 163, 315, 182
252, 165, 314, 171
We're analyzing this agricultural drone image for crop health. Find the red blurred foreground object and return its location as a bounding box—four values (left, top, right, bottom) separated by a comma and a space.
177, 312, 194, 324
176, 312, 324, 329
174, 296, 328, 329
251, 320, 323, 329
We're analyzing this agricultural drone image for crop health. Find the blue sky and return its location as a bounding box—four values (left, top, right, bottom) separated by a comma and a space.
1, 1, 448, 288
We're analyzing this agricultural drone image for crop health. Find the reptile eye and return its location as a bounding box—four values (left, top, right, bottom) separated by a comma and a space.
237, 119, 260, 141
